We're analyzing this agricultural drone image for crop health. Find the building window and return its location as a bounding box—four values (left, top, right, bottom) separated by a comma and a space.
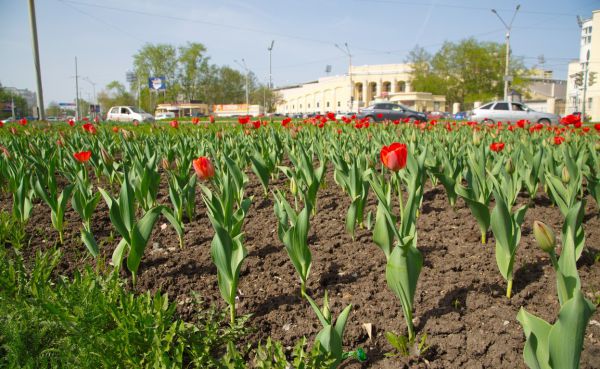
326, 102, 330, 107
308, 103, 311, 108
316, 102, 320, 108
337, 101, 341, 107
300, 104, 302, 109
292, 105, 295, 109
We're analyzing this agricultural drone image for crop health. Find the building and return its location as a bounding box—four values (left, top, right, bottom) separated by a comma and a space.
3, 86, 37, 116
275, 63, 446, 115
522, 69, 567, 115
212, 104, 263, 117
566, 9, 600, 121
154, 101, 209, 117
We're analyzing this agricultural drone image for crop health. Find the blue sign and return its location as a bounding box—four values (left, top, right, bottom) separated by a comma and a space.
148, 76, 166, 91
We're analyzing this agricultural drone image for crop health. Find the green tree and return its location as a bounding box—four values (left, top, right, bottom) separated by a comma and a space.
46, 102, 62, 117
407, 39, 529, 108
0, 85, 29, 119
132, 43, 179, 104
177, 42, 209, 101
97, 81, 135, 112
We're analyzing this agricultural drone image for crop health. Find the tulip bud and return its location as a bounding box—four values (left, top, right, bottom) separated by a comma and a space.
505, 158, 514, 175
290, 178, 297, 196
561, 166, 570, 184
100, 147, 113, 166
472, 131, 481, 146
161, 157, 172, 172
595, 142, 600, 151
533, 221, 556, 254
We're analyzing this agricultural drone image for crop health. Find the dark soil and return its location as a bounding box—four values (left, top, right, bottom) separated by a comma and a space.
8, 166, 600, 369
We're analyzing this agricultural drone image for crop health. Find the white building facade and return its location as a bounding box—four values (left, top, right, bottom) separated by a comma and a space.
275, 63, 445, 115
566, 9, 600, 121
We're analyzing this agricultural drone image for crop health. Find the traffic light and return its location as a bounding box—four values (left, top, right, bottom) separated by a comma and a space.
589, 71, 597, 86
574, 71, 583, 87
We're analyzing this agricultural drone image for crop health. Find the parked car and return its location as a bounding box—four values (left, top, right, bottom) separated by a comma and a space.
0, 117, 14, 124
106, 106, 154, 123
454, 111, 468, 120
468, 101, 560, 124
155, 112, 176, 120
335, 112, 357, 120
427, 111, 451, 120
357, 103, 427, 122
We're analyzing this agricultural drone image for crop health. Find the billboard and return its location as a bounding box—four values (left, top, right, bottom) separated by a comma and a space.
148, 76, 166, 91
59, 102, 77, 111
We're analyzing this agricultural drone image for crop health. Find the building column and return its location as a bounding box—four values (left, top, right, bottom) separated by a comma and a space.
376, 79, 382, 98
405, 81, 412, 93
362, 80, 367, 104
392, 78, 398, 93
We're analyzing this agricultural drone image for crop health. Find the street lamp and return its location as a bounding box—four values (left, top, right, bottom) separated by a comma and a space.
234, 58, 250, 115
82, 77, 97, 118
268, 40, 275, 89
491, 4, 520, 101
335, 42, 353, 112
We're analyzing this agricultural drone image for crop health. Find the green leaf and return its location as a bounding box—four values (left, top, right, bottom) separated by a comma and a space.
127, 206, 162, 278
548, 290, 596, 369
81, 228, 99, 257
517, 308, 552, 369
112, 238, 128, 270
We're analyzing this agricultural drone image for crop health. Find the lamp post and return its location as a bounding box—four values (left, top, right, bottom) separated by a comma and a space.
82, 77, 97, 118
268, 40, 275, 89
335, 43, 353, 112
491, 5, 520, 101
74, 57, 80, 121
234, 59, 250, 115
582, 50, 590, 121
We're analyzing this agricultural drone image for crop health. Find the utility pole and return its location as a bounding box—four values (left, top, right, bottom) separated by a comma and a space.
582, 50, 590, 121
10, 93, 16, 121
27, 0, 45, 120
491, 5, 520, 101
74, 57, 80, 121
234, 59, 250, 115
335, 43, 353, 112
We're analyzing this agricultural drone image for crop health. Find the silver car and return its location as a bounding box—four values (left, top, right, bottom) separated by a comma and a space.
468, 101, 559, 124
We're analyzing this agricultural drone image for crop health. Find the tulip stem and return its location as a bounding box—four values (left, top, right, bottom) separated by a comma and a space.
506, 278, 513, 299
481, 232, 486, 244
230, 304, 236, 326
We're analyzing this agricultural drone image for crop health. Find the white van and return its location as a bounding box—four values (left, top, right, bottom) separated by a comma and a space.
106, 106, 154, 123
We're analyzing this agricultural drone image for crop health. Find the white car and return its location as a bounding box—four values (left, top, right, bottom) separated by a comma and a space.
155, 112, 176, 120
106, 106, 154, 123
468, 101, 559, 124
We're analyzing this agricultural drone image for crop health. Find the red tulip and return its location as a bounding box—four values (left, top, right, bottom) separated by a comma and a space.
94, 116, 100, 123
112, 126, 119, 133
595, 123, 600, 131
73, 151, 92, 162
326, 112, 336, 121
377, 113, 383, 119
170, 120, 179, 128
582, 127, 590, 133
281, 117, 292, 127
380, 142, 408, 171
238, 116, 250, 124
68, 119, 75, 127
490, 142, 505, 152
193, 156, 215, 180
191, 117, 200, 125
209, 115, 215, 124
252, 120, 261, 129
560, 114, 581, 126
554, 136, 565, 145
82, 123, 97, 134
0, 121, 4, 128
19, 118, 27, 126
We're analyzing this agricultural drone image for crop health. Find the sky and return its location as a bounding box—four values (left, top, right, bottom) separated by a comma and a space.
0, 0, 597, 105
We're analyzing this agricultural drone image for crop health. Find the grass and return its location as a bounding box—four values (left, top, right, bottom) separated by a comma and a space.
0, 209, 336, 368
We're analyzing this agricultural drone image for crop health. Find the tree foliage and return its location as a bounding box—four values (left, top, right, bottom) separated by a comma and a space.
0, 86, 29, 119
128, 42, 277, 113
97, 81, 135, 112
407, 39, 530, 108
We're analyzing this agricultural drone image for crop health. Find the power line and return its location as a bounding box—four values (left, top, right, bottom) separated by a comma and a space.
350, 0, 578, 17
